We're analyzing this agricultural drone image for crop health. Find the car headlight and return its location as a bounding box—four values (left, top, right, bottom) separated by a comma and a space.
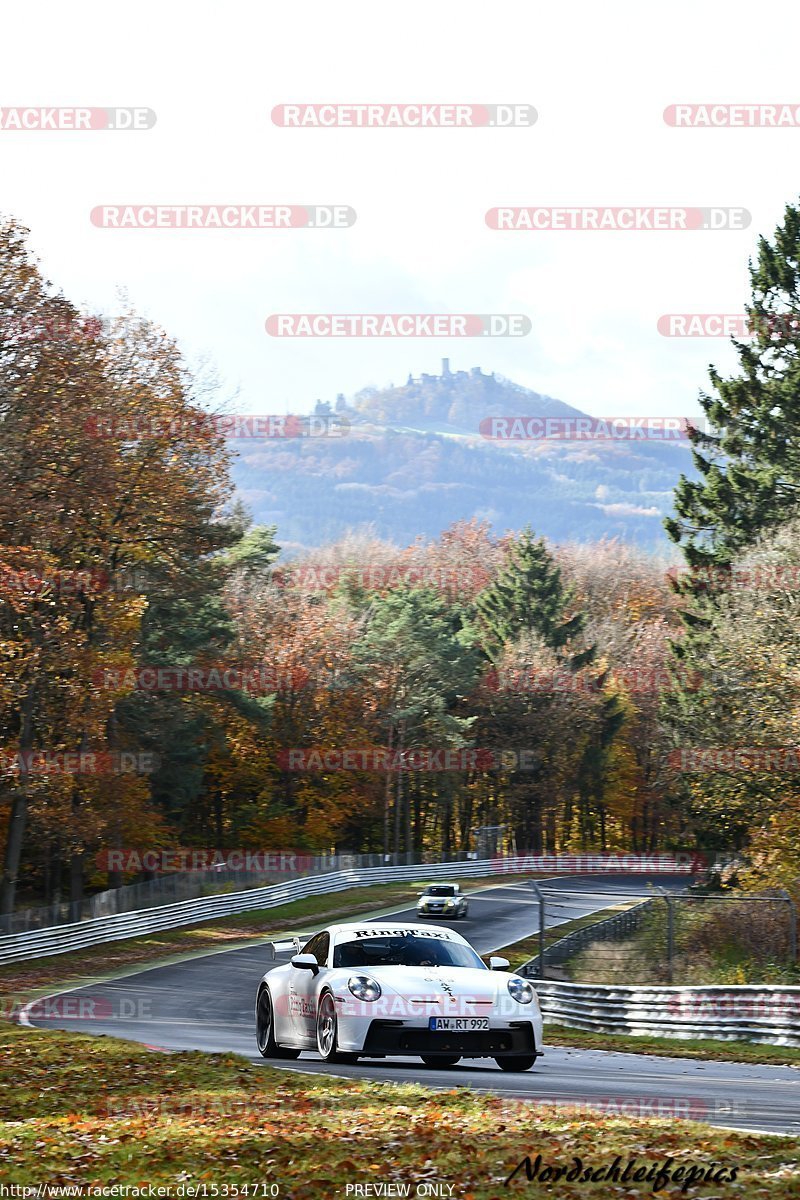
444, 898, 455, 906
348, 974, 382, 1001
507, 977, 535, 1005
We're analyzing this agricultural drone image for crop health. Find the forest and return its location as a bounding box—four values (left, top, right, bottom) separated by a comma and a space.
2, 204, 800, 914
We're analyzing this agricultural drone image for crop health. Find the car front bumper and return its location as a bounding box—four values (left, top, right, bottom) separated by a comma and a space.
359, 1019, 539, 1058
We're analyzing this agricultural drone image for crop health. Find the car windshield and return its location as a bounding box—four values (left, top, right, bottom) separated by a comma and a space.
333, 934, 485, 969
423, 886, 455, 897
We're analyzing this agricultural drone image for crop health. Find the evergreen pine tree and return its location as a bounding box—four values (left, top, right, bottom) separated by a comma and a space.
666, 201, 800, 572
475, 527, 593, 667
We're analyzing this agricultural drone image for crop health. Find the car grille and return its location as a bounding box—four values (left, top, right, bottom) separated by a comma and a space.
362, 1020, 536, 1057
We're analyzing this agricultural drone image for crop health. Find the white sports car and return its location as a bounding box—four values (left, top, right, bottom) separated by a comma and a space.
255, 922, 542, 1071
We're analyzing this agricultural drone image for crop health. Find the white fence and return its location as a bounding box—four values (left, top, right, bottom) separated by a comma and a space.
0, 854, 695, 966
534, 981, 800, 1047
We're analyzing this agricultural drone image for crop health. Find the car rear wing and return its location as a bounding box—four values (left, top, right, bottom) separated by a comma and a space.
264, 936, 302, 961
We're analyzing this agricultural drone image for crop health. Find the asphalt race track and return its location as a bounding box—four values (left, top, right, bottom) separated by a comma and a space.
23, 875, 800, 1135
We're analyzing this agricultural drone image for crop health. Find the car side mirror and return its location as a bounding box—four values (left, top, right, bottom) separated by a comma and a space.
291, 953, 320, 975
489, 956, 510, 971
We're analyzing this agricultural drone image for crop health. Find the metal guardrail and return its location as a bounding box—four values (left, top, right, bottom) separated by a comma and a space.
1, 853, 458, 934
519, 898, 656, 977
0, 855, 695, 966
533, 981, 800, 1047
4, 850, 706, 934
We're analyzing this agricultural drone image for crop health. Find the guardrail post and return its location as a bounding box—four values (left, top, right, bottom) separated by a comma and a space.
530, 880, 546, 979
779, 890, 798, 966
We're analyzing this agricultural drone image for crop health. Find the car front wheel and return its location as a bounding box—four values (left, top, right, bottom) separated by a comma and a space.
495, 1055, 536, 1072
255, 987, 300, 1059
316, 991, 359, 1064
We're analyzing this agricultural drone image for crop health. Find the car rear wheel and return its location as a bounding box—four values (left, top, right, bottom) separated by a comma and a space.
255, 987, 300, 1059
495, 1055, 536, 1072
316, 991, 359, 1064
420, 1054, 461, 1067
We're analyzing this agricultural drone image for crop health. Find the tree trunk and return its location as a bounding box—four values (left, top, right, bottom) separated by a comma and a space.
68, 731, 91, 922
107, 711, 123, 888
393, 721, 405, 860
382, 723, 394, 859
405, 769, 414, 860
69, 847, 84, 922
441, 788, 452, 856
545, 803, 557, 854
214, 789, 224, 849
0, 684, 36, 917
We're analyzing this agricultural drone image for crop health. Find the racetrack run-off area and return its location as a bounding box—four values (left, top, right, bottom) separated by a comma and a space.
22, 874, 800, 1136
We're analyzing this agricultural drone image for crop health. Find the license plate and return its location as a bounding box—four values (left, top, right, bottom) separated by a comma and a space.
428, 1017, 489, 1031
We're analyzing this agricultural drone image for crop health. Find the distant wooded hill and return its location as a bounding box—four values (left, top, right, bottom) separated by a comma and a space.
230, 363, 690, 554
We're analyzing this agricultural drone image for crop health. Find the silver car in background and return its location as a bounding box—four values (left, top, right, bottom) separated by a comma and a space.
416, 883, 469, 919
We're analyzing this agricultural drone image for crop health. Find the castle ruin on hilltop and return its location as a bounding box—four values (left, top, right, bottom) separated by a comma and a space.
407, 359, 495, 387
313, 360, 496, 416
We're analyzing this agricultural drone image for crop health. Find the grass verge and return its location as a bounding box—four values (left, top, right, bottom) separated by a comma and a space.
499, 899, 640, 973
542, 1024, 800, 1067
566, 894, 800, 986
0, 1025, 797, 1195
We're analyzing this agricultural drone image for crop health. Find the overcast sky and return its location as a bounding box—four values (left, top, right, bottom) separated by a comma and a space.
2, 0, 799, 421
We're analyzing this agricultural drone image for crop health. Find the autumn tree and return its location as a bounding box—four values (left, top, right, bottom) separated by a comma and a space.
0, 219, 235, 913
352, 587, 480, 857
